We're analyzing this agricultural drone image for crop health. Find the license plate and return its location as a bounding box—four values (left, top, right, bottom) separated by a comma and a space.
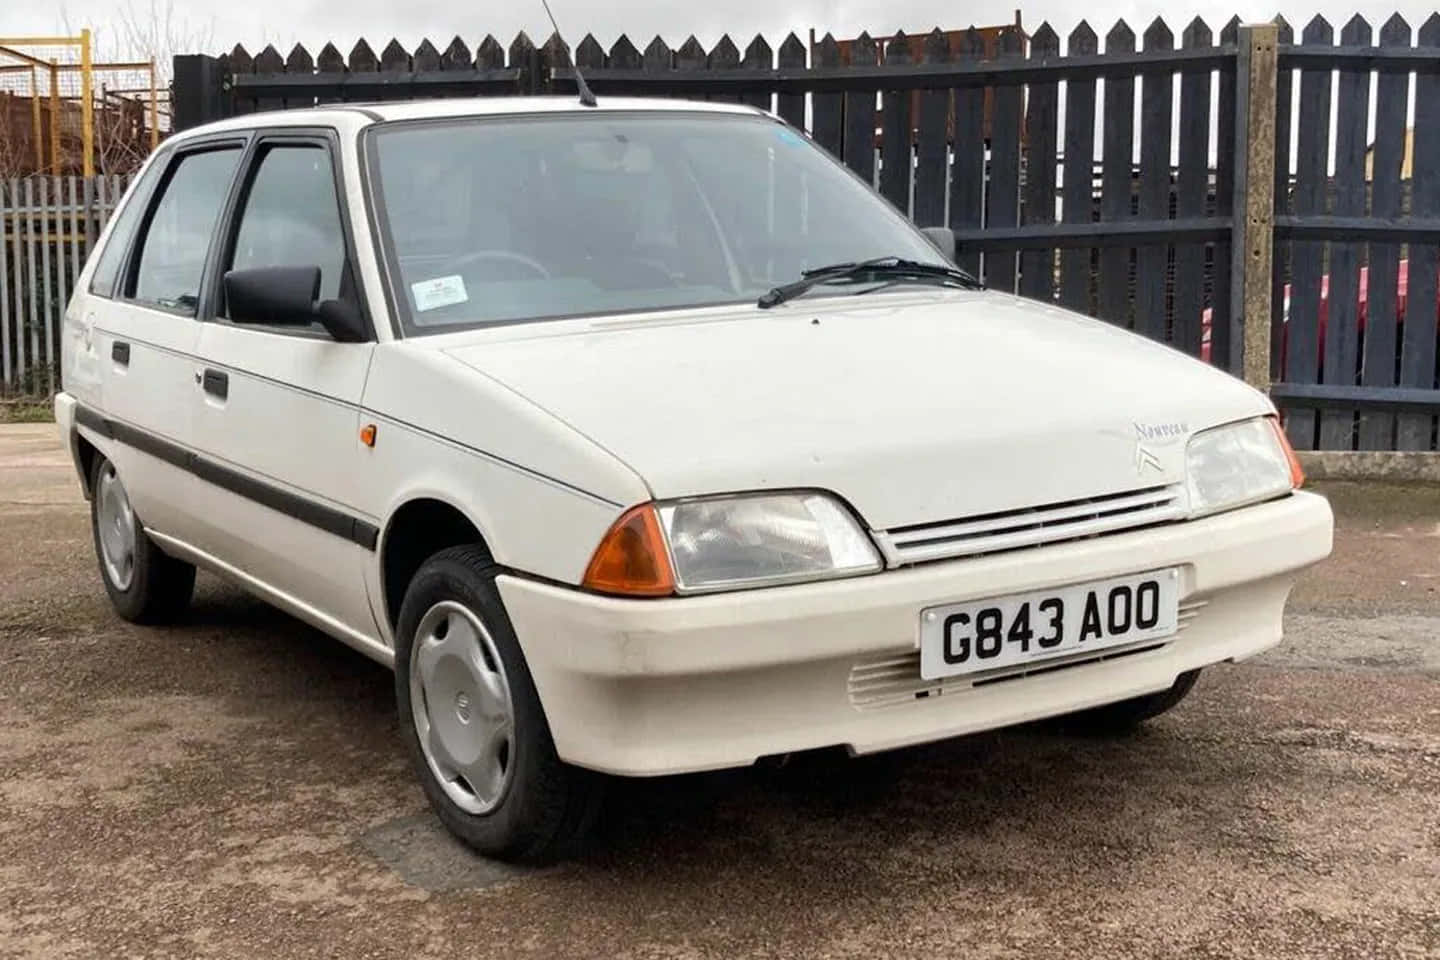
919, 569, 1180, 680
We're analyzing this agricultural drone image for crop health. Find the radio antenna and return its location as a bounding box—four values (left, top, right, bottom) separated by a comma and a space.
539, 0, 597, 107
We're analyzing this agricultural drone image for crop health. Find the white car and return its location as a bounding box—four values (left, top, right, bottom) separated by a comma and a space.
56, 96, 1333, 862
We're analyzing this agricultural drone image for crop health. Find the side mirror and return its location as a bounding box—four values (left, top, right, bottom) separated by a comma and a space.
225, 265, 320, 327
224, 266, 368, 343
920, 226, 956, 264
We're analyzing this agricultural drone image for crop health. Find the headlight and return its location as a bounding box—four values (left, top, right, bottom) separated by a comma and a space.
659, 492, 881, 593
582, 492, 881, 596
1186, 417, 1303, 518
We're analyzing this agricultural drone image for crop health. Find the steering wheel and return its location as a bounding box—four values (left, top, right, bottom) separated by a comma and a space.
443, 249, 552, 280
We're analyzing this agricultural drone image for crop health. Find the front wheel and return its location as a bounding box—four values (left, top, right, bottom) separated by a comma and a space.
89, 454, 195, 623
394, 545, 604, 863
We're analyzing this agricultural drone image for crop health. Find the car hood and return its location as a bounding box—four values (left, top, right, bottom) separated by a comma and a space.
442, 290, 1272, 530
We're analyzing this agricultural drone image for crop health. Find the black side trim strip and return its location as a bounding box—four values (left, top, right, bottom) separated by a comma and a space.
352, 520, 380, 550
109, 419, 192, 472
74, 404, 111, 437
188, 454, 358, 542
75, 403, 378, 552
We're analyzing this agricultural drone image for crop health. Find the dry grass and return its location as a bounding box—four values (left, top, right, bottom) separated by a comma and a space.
0, 399, 54, 424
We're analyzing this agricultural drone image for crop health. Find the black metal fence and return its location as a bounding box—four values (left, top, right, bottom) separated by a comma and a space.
171, 15, 1440, 452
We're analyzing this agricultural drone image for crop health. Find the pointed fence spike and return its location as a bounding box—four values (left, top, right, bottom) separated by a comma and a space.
778, 32, 805, 60
1380, 12, 1410, 41
575, 34, 605, 68
643, 36, 672, 70
851, 31, 877, 65
441, 37, 472, 70
476, 35, 504, 69
1301, 15, 1332, 42
285, 43, 314, 72
1341, 14, 1372, 43
924, 27, 949, 60
542, 31, 572, 67
252, 44, 282, 74
1143, 17, 1173, 47
1068, 21, 1098, 54
1182, 17, 1213, 47
349, 39, 378, 72
956, 26, 981, 57
609, 34, 640, 69
708, 35, 739, 68
1069, 21, 1098, 51
380, 38, 410, 71
676, 35, 706, 69
412, 39, 440, 71
885, 31, 912, 62
743, 34, 772, 67
317, 42, 344, 72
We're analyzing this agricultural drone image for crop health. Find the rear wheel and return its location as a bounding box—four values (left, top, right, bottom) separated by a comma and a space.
89, 454, 195, 623
394, 545, 604, 863
1060, 669, 1201, 734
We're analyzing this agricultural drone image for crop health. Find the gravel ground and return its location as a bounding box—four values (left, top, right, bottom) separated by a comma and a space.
1, 423, 1437, 959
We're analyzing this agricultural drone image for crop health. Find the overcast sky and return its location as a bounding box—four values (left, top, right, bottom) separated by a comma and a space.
23, 0, 1440, 64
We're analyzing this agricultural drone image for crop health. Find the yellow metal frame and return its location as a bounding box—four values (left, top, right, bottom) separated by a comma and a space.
0, 31, 95, 175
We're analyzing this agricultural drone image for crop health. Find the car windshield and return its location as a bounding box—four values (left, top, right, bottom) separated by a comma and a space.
368, 111, 948, 334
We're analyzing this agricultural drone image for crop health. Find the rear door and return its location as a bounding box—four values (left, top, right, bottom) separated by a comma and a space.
188, 130, 379, 639
89, 138, 246, 544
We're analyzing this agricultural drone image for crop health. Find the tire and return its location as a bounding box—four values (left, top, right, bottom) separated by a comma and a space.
394, 545, 604, 863
89, 453, 196, 624
1060, 669, 1201, 734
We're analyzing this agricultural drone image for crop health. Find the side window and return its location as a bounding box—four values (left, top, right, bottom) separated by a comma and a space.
129, 147, 241, 314
224, 144, 348, 313
88, 169, 160, 298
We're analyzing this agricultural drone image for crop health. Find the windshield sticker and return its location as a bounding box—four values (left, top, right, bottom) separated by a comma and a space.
411, 275, 468, 313
776, 128, 805, 147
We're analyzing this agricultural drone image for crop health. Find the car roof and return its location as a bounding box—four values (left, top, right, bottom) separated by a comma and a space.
169, 96, 767, 143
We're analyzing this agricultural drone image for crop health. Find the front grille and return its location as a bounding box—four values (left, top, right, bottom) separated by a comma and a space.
846, 599, 1207, 711
875, 484, 1186, 567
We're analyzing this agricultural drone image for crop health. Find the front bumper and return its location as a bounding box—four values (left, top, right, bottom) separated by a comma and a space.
53, 391, 88, 496
499, 491, 1333, 776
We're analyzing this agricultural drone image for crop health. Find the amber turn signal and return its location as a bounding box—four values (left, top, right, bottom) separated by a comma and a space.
359, 423, 377, 448
582, 504, 675, 597
1269, 416, 1305, 489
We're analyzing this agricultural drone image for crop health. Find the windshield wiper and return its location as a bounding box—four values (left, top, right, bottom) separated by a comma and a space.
757, 256, 982, 309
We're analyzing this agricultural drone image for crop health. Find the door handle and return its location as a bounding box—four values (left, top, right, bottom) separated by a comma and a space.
111, 341, 130, 365
201, 368, 229, 400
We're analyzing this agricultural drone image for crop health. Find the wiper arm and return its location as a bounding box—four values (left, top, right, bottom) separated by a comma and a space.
757, 256, 982, 309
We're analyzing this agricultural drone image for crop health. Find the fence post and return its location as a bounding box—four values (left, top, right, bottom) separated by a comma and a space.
172, 54, 227, 131
1227, 23, 1279, 387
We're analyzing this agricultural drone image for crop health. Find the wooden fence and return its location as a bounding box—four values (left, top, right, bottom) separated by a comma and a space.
13, 13, 1433, 453
0, 175, 130, 397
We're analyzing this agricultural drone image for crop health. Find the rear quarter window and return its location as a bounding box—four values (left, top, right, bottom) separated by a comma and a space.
87, 169, 161, 298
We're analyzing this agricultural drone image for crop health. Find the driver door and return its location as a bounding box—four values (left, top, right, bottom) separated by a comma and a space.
188, 130, 379, 639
